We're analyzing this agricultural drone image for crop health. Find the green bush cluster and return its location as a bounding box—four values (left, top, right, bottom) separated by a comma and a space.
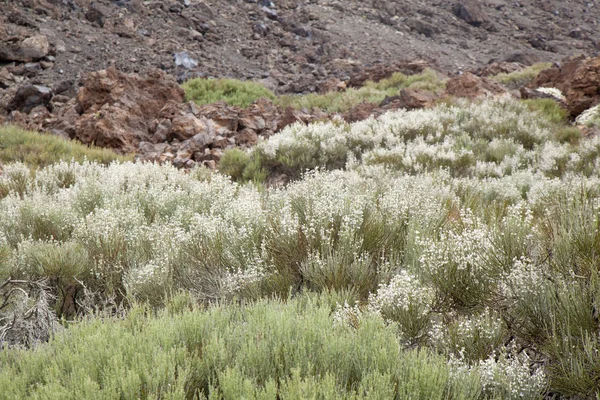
277, 68, 445, 113
182, 78, 276, 108
490, 62, 552, 89
0, 293, 485, 400
0, 125, 132, 169
182, 69, 445, 114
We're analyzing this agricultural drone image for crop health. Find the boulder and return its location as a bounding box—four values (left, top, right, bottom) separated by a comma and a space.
277, 107, 319, 131
76, 104, 147, 152
503, 52, 541, 66
343, 103, 378, 123
0, 67, 14, 89
169, 114, 212, 142
531, 55, 600, 117
318, 78, 347, 94
453, 1, 490, 27
380, 88, 437, 110
406, 19, 440, 38
195, 101, 240, 134
77, 67, 185, 118
445, 72, 507, 99
7, 85, 53, 114
476, 62, 524, 77
72, 67, 185, 152
0, 35, 50, 63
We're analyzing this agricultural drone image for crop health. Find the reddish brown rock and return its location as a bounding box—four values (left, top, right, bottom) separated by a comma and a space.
318, 77, 347, 94
77, 67, 184, 119
343, 103, 379, 123
277, 107, 321, 131
240, 98, 281, 135
72, 67, 185, 152
445, 72, 507, 99
76, 104, 147, 152
196, 101, 240, 134
380, 88, 438, 110
531, 55, 600, 117
169, 114, 212, 142
236, 128, 259, 147
475, 62, 524, 77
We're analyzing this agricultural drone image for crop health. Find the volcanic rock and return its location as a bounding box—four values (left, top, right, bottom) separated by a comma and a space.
531, 55, 600, 117
453, 1, 490, 28
318, 78, 347, 94
0, 35, 50, 63
72, 67, 185, 152
380, 88, 437, 110
7, 85, 53, 114
476, 62, 524, 77
445, 72, 507, 99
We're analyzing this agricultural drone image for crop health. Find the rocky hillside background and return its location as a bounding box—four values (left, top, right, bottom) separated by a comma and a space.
1, 0, 599, 93
1, 0, 600, 172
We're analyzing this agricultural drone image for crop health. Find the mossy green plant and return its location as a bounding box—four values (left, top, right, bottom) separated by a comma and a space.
277, 68, 445, 113
0, 126, 131, 168
491, 62, 552, 89
182, 77, 276, 108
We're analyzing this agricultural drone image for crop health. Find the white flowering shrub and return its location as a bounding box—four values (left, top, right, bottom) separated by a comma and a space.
478, 348, 547, 399
535, 87, 566, 102
332, 301, 364, 330
368, 270, 435, 345
430, 308, 507, 363
419, 211, 498, 310
4, 93, 600, 397
249, 97, 586, 180
575, 103, 600, 127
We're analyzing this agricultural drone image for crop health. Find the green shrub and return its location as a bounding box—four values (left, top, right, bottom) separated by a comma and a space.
182, 78, 276, 108
0, 294, 484, 399
218, 148, 251, 181
0, 126, 132, 168
366, 68, 445, 92
277, 68, 445, 113
523, 98, 569, 125
491, 62, 552, 89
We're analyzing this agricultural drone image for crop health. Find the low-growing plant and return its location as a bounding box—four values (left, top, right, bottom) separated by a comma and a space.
491, 62, 552, 89
0, 294, 487, 399
218, 148, 251, 181
0, 126, 132, 168
277, 68, 445, 113
182, 77, 276, 108
523, 98, 569, 125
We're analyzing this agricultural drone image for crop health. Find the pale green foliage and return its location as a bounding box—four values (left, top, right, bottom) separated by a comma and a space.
248, 96, 597, 181
491, 62, 552, 89
0, 125, 132, 169
0, 294, 484, 399
576, 103, 600, 128
277, 68, 445, 113
182, 77, 276, 108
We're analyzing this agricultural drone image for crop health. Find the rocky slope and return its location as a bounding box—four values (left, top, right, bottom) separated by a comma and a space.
1, 0, 600, 171
1, 0, 599, 95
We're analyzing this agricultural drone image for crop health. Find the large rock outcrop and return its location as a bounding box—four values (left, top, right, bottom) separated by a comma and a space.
73, 67, 185, 152
445, 72, 507, 99
531, 56, 600, 117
